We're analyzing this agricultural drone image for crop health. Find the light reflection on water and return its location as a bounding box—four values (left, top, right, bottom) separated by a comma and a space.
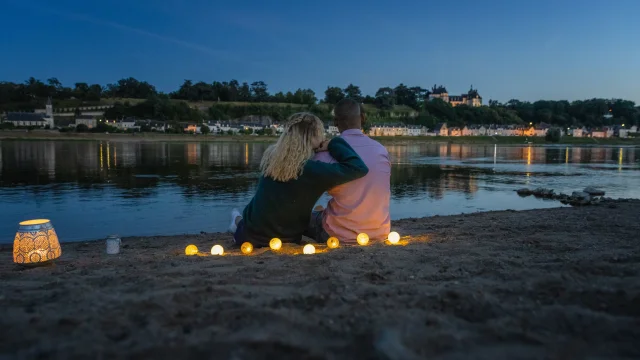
0, 140, 638, 242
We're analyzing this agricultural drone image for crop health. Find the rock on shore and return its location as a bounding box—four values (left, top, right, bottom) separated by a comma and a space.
516, 187, 606, 206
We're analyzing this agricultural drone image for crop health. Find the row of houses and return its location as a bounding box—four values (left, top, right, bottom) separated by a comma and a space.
64, 117, 340, 136
367, 123, 639, 138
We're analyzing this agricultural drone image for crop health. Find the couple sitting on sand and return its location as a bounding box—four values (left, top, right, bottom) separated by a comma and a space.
228, 98, 391, 247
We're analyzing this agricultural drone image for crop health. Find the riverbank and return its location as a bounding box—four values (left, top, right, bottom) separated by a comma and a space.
1, 201, 639, 359
2, 130, 639, 146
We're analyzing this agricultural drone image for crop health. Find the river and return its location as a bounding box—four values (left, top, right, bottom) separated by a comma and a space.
0, 140, 638, 242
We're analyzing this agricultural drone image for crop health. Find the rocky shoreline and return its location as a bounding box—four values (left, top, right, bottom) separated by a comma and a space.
515, 186, 624, 206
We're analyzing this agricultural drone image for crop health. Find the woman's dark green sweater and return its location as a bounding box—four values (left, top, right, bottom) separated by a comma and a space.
242, 137, 368, 246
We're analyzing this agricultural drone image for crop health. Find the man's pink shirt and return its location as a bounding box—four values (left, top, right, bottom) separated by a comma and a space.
313, 129, 391, 243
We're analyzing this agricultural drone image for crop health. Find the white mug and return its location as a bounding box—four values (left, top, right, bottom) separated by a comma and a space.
106, 235, 121, 255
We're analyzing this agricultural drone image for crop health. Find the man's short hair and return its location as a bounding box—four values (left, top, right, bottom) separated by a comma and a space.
334, 99, 361, 129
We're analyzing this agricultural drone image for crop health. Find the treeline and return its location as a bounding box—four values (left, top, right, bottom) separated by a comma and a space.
101, 95, 331, 123
0, 77, 156, 109
416, 98, 639, 129
1, 77, 639, 128
324, 83, 433, 110
103, 95, 201, 122
0, 77, 434, 110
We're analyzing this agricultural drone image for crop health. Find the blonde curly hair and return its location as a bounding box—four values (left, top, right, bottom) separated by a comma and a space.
260, 112, 325, 182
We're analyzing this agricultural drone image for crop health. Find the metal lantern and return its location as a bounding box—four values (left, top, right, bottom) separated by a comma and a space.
13, 219, 62, 266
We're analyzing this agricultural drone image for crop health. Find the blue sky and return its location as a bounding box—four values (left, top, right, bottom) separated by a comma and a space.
1, 0, 639, 103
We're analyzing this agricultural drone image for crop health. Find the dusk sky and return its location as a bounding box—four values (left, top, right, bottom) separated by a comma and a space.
2, 0, 639, 103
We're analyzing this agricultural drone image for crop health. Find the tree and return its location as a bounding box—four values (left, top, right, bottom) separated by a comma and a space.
324, 86, 344, 104
250, 81, 269, 102
394, 83, 420, 109
272, 91, 287, 103
76, 124, 89, 132
546, 127, 562, 142
74, 82, 89, 99
293, 88, 317, 105
374, 87, 395, 110
200, 124, 210, 134
363, 95, 375, 104
238, 82, 251, 101
343, 84, 362, 102
87, 84, 103, 101
425, 98, 456, 123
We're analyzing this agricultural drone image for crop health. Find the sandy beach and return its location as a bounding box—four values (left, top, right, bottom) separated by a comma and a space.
1, 201, 639, 359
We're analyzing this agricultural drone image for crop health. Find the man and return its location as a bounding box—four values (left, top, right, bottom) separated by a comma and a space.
306, 98, 391, 244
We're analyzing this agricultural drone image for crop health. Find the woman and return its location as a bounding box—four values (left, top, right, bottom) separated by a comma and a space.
229, 112, 368, 247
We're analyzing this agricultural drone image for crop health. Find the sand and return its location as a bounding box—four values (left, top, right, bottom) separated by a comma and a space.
1, 201, 639, 359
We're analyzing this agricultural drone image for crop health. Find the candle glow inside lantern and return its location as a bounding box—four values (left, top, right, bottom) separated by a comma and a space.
210, 245, 224, 256
241, 242, 253, 254
387, 232, 400, 244
327, 237, 339, 249
269, 238, 282, 250
356, 233, 369, 246
185, 244, 198, 256
303, 244, 316, 255
13, 219, 62, 266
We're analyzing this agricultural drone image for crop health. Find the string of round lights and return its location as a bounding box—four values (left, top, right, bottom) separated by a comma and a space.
185, 231, 403, 257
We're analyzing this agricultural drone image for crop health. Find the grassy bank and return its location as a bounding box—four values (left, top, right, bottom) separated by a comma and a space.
2, 130, 639, 146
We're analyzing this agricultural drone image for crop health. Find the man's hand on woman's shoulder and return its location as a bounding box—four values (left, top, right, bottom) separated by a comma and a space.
314, 139, 330, 152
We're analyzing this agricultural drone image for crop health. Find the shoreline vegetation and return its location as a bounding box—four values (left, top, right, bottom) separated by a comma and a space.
1, 201, 639, 358
1, 130, 639, 146
2, 77, 639, 134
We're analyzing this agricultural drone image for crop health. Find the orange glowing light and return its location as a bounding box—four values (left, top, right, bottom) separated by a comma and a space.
185, 244, 198, 256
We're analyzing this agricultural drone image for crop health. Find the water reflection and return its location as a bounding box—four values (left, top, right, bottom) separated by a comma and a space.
0, 140, 638, 242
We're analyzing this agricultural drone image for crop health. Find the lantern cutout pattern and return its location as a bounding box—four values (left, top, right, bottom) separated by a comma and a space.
13, 219, 62, 265
327, 237, 340, 249
356, 233, 369, 246
269, 238, 282, 250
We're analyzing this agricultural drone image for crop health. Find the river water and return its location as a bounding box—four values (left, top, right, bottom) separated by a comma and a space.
0, 140, 638, 242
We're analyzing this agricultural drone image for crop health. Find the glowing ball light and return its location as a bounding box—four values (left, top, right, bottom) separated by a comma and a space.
356, 233, 369, 246
241, 242, 253, 254
185, 244, 198, 256
303, 244, 316, 255
210, 244, 224, 256
269, 238, 282, 250
327, 237, 340, 249
13, 219, 62, 266
387, 231, 400, 245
